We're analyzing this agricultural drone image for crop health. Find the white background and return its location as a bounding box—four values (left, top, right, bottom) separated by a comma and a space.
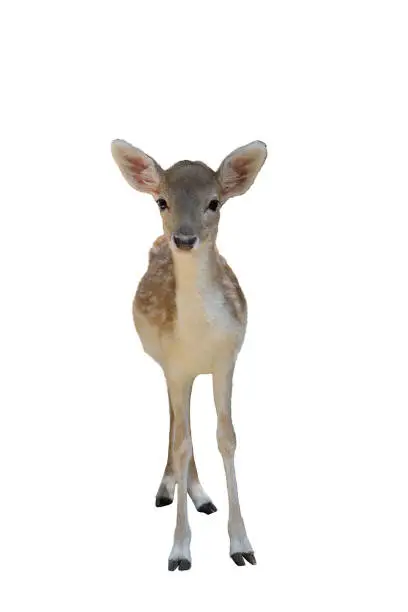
1, 0, 407, 610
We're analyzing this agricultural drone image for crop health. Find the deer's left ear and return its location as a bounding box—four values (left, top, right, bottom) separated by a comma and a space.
111, 139, 163, 196
216, 141, 267, 200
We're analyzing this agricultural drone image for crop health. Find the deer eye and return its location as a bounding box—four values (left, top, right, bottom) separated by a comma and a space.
157, 198, 168, 211
207, 199, 220, 212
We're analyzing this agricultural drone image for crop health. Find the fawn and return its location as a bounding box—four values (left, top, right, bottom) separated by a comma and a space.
111, 139, 267, 570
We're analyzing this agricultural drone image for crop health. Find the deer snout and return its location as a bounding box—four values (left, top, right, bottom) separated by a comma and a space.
172, 231, 198, 251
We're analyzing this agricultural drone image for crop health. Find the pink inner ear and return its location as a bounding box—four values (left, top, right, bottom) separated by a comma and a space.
232, 156, 251, 174
228, 156, 252, 189
124, 154, 148, 175
124, 154, 158, 191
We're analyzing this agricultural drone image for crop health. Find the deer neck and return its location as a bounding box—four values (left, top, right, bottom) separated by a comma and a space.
171, 242, 218, 296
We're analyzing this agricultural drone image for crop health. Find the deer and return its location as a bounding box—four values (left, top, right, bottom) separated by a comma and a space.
111, 139, 267, 571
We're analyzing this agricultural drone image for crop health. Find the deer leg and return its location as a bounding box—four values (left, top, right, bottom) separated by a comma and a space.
156, 386, 217, 514
155, 393, 176, 507
188, 448, 217, 514
213, 363, 256, 566
167, 374, 193, 571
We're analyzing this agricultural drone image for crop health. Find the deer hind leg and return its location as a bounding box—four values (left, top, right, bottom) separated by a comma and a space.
156, 386, 217, 514
213, 362, 256, 567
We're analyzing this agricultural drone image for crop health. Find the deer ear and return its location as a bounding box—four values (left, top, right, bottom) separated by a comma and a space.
111, 139, 163, 196
216, 141, 267, 200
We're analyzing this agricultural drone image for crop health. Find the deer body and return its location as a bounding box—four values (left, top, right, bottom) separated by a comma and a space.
134, 236, 246, 376
111, 139, 267, 570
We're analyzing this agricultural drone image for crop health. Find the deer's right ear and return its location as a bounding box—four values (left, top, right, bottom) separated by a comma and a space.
111, 139, 163, 196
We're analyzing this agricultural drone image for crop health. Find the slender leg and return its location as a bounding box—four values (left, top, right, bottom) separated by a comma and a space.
167, 375, 193, 571
213, 363, 256, 566
156, 387, 217, 514
155, 392, 176, 507
187, 407, 217, 513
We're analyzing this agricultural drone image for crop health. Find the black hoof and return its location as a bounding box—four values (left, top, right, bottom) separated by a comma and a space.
155, 496, 173, 507
179, 559, 192, 571
168, 559, 178, 571
243, 552, 257, 565
231, 553, 246, 566
168, 558, 191, 571
231, 552, 256, 566
197, 501, 217, 515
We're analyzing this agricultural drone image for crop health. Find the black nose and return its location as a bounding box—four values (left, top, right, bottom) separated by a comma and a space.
173, 234, 197, 250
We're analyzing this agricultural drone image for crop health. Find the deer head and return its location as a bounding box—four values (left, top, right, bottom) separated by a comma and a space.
111, 140, 267, 251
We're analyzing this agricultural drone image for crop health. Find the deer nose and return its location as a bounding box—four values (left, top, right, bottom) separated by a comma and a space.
173, 233, 198, 250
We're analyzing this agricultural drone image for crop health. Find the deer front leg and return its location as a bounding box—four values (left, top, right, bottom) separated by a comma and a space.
213, 363, 256, 566
166, 374, 193, 571
156, 389, 217, 514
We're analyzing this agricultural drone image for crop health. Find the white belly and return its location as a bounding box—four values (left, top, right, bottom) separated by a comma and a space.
134, 286, 245, 376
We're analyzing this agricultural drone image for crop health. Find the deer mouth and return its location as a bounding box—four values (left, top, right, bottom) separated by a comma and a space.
172, 234, 198, 251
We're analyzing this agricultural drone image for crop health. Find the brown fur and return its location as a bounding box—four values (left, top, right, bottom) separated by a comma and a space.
133, 236, 176, 330
133, 235, 246, 334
